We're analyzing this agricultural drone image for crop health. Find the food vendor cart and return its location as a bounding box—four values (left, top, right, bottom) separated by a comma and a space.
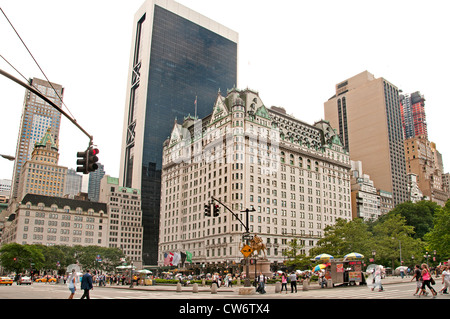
328, 260, 366, 287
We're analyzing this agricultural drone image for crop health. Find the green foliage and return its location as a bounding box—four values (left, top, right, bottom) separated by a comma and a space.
0, 244, 125, 274
282, 238, 312, 270
385, 200, 438, 239
309, 218, 373, 259
308, 199, 450, 269
0, 243, 44, 273
424, 206, 450, 259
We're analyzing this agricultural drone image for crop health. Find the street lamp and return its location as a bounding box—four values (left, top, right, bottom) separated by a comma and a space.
424, 251, 431, 266
372, 250, 376, 262
0, 154, 15, 161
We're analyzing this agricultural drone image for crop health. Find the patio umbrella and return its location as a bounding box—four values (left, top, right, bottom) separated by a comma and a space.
138, 269, 152, 274
344, 252, 364, 260
313, 264, 327, 272
314, 253, 334, 261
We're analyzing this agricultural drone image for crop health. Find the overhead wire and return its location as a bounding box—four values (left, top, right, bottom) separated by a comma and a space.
0, 7, 77, 121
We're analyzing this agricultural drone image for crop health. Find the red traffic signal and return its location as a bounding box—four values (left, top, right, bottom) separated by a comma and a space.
87, 147, 99, 172
213, 204, 220, 217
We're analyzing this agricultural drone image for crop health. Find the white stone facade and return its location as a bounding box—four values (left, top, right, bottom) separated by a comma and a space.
158, 89, 352, 267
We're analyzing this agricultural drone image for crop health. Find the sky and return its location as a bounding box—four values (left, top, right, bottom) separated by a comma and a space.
1, 0, 450, 187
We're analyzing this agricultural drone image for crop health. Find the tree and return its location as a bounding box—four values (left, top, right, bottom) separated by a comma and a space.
423, 206, 450, 260
0, 243, 44, 273
386, 200, 437, 239
310, 218, 373, 261
372, 214, 423, 268
282, 238, 311, 270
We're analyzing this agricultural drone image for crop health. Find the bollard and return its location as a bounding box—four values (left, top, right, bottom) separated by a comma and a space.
201, 278, 206, 287
176, 282, 182, 292
275, 282, 281, 293
237, 278, 241, 286
192, 283, 199, 293
211, 283, 218, 294
327, 279, 333, 288
302, 279, 309, 291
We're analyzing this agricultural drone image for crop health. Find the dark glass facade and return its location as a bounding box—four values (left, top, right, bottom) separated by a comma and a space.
125, 5, 237, 265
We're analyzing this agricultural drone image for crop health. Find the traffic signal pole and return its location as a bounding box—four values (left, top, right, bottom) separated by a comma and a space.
210, 196, 255, 287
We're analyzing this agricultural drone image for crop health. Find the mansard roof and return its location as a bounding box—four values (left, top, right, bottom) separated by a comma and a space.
35, 128, 58, 151
20, 193, 107, 213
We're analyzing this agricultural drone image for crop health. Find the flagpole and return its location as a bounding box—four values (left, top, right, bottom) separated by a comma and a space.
194, 95, 197, 119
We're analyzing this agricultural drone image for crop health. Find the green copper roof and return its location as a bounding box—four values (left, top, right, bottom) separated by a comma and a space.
35, 128, 58, 151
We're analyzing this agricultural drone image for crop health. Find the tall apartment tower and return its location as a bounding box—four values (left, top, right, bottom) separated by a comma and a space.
324, 71, 408, 206
400, 91, 427, 139
99, 175, 143, 268
119, 0, 238, 265
11, 78, 63, 199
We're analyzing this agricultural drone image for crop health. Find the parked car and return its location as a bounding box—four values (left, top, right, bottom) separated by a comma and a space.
18, 276, 32, 285
0, 277, 13, 285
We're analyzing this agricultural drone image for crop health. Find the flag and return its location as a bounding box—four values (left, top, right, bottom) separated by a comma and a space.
172, 252, 181, 266
186, 251, 192, 263
164, 252, 174, 266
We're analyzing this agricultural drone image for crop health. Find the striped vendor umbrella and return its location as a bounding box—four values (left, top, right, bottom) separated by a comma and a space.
314, 253, 334, 261
344, 252, 364, 260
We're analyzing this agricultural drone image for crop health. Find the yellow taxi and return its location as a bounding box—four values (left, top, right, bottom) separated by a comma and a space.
35, 276, 57, 283
0, 277, 13, 285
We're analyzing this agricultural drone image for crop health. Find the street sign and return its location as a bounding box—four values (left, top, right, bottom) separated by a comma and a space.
240, 244, 253, 258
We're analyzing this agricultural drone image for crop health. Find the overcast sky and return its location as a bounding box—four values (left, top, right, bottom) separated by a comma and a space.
1, 0, 449, 185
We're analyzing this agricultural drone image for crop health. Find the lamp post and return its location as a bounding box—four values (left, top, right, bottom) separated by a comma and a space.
129, 260, 134, 288
424, 252, 431, 266
241, 206, 256, 287
372, 250, 376, 263
0, 154, 15, 161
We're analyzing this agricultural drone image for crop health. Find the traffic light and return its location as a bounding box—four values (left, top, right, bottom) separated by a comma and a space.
76, 149, 88, 174
213, 204, 220, 217
204, 203, 211, 217
87, 147, 99, 172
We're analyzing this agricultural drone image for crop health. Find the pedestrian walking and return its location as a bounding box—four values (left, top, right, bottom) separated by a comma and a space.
439, 266, 450, 294
289, 272, 297, 293
256, 272, 266, 294
67, 269, 78, 299
371, 265, 383, 292
280, 273, 288, 293
80, 269, 94, 299
420, 263, 437, 298
411, 265, 422, 296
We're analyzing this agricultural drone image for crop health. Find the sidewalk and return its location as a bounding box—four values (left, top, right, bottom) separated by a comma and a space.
99, 276, 410, 294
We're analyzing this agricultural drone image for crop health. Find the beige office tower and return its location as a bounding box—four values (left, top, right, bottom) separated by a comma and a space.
404, 136, 448, 206
324, 71, 408, 206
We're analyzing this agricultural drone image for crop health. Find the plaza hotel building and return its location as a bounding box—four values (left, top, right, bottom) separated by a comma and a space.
158, 88, 352, 268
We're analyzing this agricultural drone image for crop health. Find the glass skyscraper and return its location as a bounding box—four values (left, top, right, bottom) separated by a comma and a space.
119, 0, 238, 265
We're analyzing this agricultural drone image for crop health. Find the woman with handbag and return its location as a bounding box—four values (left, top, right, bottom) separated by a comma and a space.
420, 263, 437, 298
